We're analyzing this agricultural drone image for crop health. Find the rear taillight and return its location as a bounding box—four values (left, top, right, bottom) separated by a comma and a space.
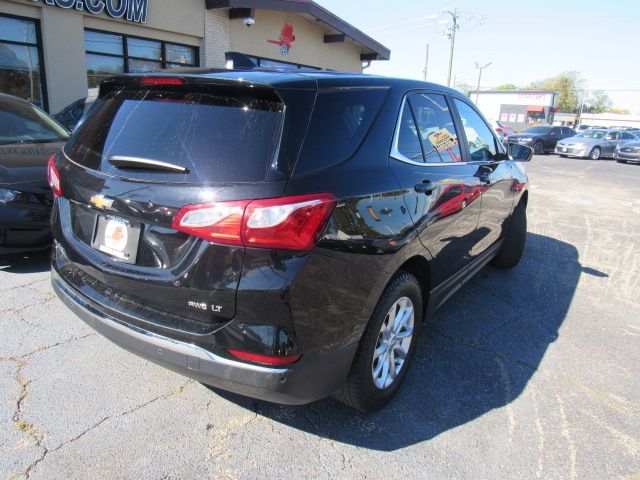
172, 193, 337, 251
227, 349, 301, 366
140, 77, 184, 86
47, 155, 62, 197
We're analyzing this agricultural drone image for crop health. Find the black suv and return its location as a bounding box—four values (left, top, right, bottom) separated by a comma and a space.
507, 125, 575, 154
50, 70, 531, 411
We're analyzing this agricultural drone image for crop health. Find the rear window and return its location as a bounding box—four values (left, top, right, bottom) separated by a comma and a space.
294, 88, 388, 175
64, 88, 284, 183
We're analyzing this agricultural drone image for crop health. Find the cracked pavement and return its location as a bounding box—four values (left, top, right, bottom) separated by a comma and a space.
1, 155, 639, 479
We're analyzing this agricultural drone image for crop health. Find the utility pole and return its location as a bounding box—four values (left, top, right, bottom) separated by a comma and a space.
423, 44, 430, 81
475, 62, 492, 104
444, 8, 460, 87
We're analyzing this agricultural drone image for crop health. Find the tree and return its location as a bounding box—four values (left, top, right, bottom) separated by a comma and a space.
607, 107, 631, 115
584, 90, 613, 113
495, 83, 518, 91
528, 71, 585, 113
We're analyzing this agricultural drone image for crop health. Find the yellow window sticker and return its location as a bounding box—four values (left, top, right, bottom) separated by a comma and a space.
428, 129, 458, 152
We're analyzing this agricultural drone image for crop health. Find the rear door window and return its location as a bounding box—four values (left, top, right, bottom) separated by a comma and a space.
408, 93, 462, 163
65, 88, 285, 183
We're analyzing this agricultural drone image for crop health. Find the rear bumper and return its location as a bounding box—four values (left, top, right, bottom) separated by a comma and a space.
51, 268, 357, 405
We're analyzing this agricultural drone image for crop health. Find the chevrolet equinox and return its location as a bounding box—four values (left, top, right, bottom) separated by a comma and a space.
50, 70, 532, 412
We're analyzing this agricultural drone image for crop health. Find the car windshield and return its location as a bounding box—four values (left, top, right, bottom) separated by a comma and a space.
576, 130, 606, 139
524, 126, 551, 134
0, 97, 70, 146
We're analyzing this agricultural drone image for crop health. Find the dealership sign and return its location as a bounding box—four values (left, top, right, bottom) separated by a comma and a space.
37, 0, 149, 24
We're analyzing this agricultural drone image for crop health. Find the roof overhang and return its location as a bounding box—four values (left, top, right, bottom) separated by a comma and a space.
206, 0, 391, 61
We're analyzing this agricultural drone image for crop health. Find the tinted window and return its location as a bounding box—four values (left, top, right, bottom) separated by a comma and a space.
453, 99, 497, 161
295, 89, 387, 174
524, 126, 552, 134
0, 96, 69, 145
65, 89, 284, 183
621, 132, 636, 140
395, 99, 423, 161
409, 93, 462, 163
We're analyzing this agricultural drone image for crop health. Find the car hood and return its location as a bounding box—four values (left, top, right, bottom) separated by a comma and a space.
557, 137, 596, 147
0, 141, 65, 191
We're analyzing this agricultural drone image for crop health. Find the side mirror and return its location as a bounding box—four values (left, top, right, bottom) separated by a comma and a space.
508, 142, 533, 162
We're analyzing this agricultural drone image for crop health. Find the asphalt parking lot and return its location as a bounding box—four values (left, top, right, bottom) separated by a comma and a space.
1, 154, 639, 480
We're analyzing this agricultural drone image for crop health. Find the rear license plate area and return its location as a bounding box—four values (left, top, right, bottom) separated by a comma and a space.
91, 215, 141, 264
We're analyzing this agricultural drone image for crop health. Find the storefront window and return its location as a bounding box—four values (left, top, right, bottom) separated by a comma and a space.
225, 52, 322, 71
0, 15, 45, 109
84, 30, 198, 94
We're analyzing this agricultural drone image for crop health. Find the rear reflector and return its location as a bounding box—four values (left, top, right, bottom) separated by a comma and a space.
227, 349, 301, 366
47, 155, 62, 197
172, 193, 337, 251
140, 77, 184, 86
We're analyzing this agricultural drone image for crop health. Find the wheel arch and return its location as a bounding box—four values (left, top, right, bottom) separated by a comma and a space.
395, 255, 431, 316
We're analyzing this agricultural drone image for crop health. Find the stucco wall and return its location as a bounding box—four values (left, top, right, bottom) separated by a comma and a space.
1, 0, 205, 112
228, 9, 363, 72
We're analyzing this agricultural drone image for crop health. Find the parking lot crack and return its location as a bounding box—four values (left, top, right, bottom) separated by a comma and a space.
0, 355, 48, 479
21, 333, 97, 359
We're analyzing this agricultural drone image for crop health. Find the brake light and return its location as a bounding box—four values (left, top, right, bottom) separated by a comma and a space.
140, 77, 184, 86
172, 193, 337, 251
227, 349, 301, 366
47, 155, 62, 197
172, 200, 249, 245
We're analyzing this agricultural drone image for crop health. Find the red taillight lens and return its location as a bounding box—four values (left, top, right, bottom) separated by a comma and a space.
243, 193, 337, 250
172, 193, 337, 251
47, 155, 62, 197
227, 349, 301, 366
171, 200, 249, 245
140, 77, 184, 86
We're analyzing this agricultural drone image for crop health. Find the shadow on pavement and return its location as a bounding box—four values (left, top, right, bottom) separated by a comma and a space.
212, 232, 581, 451
0, 249, 50, 274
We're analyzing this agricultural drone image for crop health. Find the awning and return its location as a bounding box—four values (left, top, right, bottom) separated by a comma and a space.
527, 105, 545, 113
206, 0, 391, 60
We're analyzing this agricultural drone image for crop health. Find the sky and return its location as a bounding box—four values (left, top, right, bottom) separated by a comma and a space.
316, 0, 640, 114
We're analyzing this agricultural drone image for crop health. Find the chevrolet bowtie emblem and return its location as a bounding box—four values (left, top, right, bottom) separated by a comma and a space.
90, 195, 115, 210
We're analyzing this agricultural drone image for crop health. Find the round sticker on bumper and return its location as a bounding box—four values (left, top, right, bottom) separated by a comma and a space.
104, 219, 128, 252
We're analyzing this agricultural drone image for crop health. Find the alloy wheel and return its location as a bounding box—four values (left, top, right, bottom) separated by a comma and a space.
371, 296, 414, 390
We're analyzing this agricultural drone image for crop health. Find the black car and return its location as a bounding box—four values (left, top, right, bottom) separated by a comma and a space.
0, 94, 69, 253
507, 125, 575, 154
50, 70, 531, 411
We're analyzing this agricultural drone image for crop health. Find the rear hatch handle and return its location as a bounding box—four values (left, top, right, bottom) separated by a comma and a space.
108, 156, 189, 173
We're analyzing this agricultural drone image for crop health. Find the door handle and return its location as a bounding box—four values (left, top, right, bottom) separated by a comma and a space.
414, 180, 435, 195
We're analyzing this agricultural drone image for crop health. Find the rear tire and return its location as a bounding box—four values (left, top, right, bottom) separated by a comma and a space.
491, 200, 527, 269
617, 159, 627, 164
334, 272, 422, 412
590, 147, 601, 160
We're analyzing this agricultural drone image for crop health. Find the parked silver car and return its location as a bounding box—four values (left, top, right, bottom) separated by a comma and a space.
614, 140, 640, 164
555, 129, 639, 159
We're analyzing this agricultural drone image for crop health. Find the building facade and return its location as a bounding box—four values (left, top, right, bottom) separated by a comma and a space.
475, 90, 557, 131
0, 0, 389, 113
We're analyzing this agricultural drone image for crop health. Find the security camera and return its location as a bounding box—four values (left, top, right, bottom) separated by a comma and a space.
243, 17, 255, 27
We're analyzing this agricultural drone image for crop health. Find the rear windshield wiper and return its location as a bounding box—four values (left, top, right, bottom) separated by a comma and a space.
108, 156, 189, 173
